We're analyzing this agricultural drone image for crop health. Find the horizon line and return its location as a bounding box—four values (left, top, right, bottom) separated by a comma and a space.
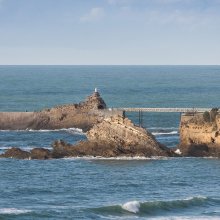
0, 64, 220, 66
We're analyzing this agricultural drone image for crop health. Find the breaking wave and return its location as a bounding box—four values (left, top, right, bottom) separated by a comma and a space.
90, 196, 220, 216
152, 131, 178, 136
0, 208, 32, 215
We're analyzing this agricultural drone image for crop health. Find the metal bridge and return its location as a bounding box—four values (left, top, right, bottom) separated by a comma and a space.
115, 108, 211, 113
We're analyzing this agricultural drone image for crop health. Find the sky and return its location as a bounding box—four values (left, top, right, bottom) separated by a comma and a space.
0, 0, 220, 65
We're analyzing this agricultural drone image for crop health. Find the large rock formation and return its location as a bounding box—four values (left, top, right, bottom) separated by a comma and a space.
0, 90, 176, 159
179, 110, 220, 157
49, 115, 174, 158
0, 91, 113, 131
50, 115, 172, 158
86, 115, 170, 157
0, 115, 174, 159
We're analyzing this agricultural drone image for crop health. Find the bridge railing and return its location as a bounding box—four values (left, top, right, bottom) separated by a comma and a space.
113, 108, 211, 113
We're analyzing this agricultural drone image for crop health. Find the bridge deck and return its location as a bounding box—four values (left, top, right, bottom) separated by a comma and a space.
115, 108, 211, 113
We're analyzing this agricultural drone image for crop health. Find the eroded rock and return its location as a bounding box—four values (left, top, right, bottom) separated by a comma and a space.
179, 111, 220, 157
49, 115, 173, 158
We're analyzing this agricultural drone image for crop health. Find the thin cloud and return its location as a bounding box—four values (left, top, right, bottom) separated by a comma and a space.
80, 7, 105, 22
107, 0, 134, 5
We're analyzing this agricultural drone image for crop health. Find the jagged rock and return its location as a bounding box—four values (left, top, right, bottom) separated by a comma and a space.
30, 148, 51, 160
50, 115, 173, 158
0, 147, 30, 159
86, 115, 169, 157
51, 140, 73, 158
78, 91, 107, 110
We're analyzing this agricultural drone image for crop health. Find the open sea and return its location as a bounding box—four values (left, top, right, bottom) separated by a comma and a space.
0, 65, 220, 220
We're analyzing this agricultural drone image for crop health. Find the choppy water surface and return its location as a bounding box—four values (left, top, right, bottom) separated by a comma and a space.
0, 65, 220, 219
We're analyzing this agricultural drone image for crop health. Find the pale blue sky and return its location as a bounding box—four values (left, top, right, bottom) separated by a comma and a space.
0, 0, 220, 64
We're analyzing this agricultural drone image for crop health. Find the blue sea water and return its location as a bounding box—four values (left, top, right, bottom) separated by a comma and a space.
0, 65, 220, 219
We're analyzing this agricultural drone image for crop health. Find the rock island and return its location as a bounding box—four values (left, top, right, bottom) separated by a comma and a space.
1, 90, 220, 159
0, 90, 174, 159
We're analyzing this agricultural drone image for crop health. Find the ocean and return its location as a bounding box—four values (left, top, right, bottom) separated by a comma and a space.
0, 65, 220, 219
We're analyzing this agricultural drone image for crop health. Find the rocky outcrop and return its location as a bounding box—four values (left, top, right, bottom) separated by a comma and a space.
49, 115, 175, 158
0, 147, 30, 159
0, 147, 52, 160
179, 111, 220, 157
0, 91, 177, 159
0, 91, 114, 131
86, 115, 171, 157
0, 115, 174, 159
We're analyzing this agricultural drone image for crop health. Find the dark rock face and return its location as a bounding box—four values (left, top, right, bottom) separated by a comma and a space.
183, 144, 209, 157
30, 148, 51, 160
180, 144, 220, 157
1, 148, 30, 159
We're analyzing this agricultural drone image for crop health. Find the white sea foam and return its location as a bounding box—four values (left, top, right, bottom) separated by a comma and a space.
0, 127, 85, 135
121, 201, 140, 213
61, 128, 85, 135
152, 131, 178, 135
148, 127, 178, 130
184, 196, 207, 201
0, 208, 31, 215
0, 146, 52, 151
63, 156, 169, 160
175, 149, 182, 155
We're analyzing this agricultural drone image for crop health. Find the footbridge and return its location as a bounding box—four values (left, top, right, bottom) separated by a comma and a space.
114, 108, 211, 113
